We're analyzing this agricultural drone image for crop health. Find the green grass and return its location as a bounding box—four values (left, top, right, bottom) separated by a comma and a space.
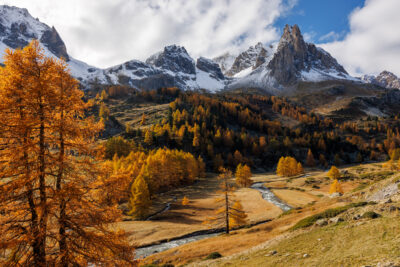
291, 202, 368, 230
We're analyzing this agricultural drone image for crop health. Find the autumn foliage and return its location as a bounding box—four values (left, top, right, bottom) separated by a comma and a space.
204, 168, 247, 234
327, 166, 341, 180
329, 179, 344, 195
0, 41, 135, 266
235, 164, 253, 187
276, 156, 304, 177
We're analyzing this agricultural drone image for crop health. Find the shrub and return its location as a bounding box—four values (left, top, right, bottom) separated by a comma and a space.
362, 211, 381, 219
205, 252, 222, 260
291, 202, 368, 230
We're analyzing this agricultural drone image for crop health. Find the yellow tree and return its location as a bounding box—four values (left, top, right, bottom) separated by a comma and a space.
129, 175, 152, 219
327, 166, 341, 180
235, 164, 253, 187
204, 168, 247, 234
329, 179, 344, 195
276, 156, 285, 176
229, 201, 247, 229
182, 196, 190, 205
144, 129, 153, 145
296, 162, 304, 175
140, 113, 147, 125
0, 41, 135, 266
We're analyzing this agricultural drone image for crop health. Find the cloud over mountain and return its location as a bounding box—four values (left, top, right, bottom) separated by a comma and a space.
0, 0, 296, 68
320, 0, 400, 77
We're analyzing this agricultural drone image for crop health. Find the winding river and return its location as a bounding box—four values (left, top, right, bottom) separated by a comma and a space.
135, 182, 291, 258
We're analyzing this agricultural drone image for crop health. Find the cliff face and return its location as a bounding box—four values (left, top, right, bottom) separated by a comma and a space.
267, 24, 348, 86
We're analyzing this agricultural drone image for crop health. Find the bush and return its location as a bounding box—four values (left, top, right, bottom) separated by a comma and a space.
205, 252, 222, 260
362, 211, 381, 219
291, 202, 368, 230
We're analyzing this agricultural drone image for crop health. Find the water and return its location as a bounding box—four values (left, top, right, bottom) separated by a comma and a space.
135, 233, 219, 258
250, 182, 291, 212
135, 182, 291, 258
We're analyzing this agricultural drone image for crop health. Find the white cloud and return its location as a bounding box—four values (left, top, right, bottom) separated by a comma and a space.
318, 31, 342, 42
0, 0, 297, 68
320, 0, 400, 77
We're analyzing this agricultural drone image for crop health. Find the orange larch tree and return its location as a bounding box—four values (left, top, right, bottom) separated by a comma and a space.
0, 41, 135, 266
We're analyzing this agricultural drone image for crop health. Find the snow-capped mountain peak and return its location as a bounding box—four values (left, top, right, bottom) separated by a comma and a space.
361, 70, 400, 89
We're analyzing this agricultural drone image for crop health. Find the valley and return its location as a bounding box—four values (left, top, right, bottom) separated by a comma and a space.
1, 3, 400, 267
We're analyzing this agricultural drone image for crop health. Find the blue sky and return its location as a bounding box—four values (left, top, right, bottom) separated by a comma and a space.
276, 0, 365, 43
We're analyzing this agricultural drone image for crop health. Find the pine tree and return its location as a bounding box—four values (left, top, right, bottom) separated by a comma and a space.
327, 166, 341, 180
235, 164, 253, 187
334, 154, 342, 166
306, 149, 315, 167
129, 175, 152, 219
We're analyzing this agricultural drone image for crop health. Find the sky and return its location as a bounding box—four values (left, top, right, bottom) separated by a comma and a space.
0, 0, 399, 77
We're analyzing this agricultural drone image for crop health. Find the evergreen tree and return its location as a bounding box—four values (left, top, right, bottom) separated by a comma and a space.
306, 149, 315, 167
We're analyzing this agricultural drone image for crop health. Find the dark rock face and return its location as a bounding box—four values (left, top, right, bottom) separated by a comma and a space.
40, 26, 69, 61
147, 45, 196, 75
196, 57, 224, 80
267, 24, 348, 85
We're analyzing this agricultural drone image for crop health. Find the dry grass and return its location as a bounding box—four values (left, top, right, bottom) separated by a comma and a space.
141, 198, 345, 266
133, 163, 393, 265
202, 216, 400, 267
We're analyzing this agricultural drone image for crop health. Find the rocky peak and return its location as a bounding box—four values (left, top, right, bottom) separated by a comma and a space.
363, 71, 400, 89
196, 57, 224, 80
146, 45, 196, 75
225, 42, 272, 77
0, 5, 69, 60
267, 24, 348, 85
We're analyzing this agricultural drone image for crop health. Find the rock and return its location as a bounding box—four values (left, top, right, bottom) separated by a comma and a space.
329, 192, 342, 198
225, 42, 270, 76
329, 217, 344, 224
303, 253, 309, 258
317, 238, 322, 241
362, 70, 400, 89
40, 26, 69, 60
196, 57, 225, 80
315, 219, 328, 226
146, 45, 196, 75
388, 206, 398, 212
267, 24, 348, 86
266, 250, 277, 256
384, 198, 393, 204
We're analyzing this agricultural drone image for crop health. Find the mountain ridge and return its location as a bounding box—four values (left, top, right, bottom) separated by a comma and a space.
0, 5, 398, 93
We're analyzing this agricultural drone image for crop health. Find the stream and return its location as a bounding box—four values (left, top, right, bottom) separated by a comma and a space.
250, 182, 291, 212
135, 182, 291, 258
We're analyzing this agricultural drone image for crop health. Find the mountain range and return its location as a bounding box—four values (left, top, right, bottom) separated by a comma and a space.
0, 4, 399, 94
